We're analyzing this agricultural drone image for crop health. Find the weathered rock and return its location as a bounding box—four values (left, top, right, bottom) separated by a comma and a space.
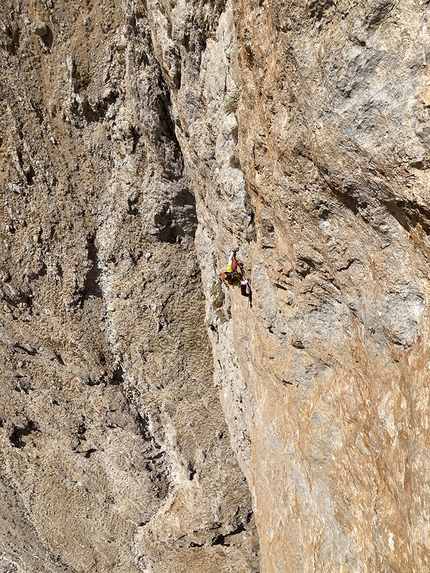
0, 1, 258, 572
32, 21, 48, 37
1, 0, 430, 572
149, 0, 430, 571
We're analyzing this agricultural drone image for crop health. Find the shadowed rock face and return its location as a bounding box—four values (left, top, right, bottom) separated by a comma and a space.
1, 0, 430, 572
0, 1, 257, 572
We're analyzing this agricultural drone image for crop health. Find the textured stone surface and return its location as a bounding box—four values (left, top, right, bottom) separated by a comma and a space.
1, 0, 430, 572
220, 1, 429, 571
0, 1, 257, 572
156, 0, 430, 571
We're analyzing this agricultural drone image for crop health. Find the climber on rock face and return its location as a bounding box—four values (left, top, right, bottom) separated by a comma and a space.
221, 245, 249, 296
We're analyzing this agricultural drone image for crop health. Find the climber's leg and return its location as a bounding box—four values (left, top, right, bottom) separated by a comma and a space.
240, 279, 249, 296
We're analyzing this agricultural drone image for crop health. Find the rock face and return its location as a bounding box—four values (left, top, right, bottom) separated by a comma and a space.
1, 0, 430, 572
228, 3, 430, 572
0, 1, 257, 572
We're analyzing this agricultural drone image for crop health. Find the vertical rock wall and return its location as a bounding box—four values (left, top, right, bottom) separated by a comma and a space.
178, 1, 430, 571
148, 0, 430, 571
1, 0, 430, 572
231, 2, 430, 571
0, 1, 258, 572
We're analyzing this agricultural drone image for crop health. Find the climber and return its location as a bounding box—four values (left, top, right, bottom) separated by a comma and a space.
221, 245, 249, 296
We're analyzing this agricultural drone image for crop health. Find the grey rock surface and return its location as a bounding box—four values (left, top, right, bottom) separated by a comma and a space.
32, 21, 48, 37
1, 0, 430, 572
0, 1, 258, 572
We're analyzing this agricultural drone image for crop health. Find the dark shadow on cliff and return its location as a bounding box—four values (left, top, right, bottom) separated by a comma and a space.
9, 420, 37, 448
385, 199, 430, 235
153, 189, 197, 243
82, 235, 103, 303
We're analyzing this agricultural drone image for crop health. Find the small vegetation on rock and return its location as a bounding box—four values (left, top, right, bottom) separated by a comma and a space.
224, 89, 240, 114
73, 67, 91, 91
211, 282, 225, 310
211, 282, 230, 323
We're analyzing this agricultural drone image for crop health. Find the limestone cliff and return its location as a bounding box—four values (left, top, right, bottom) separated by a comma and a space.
1, 0, 430, 572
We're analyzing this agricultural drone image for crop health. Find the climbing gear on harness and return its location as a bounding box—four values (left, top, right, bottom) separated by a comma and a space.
222, 246, 249, 294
